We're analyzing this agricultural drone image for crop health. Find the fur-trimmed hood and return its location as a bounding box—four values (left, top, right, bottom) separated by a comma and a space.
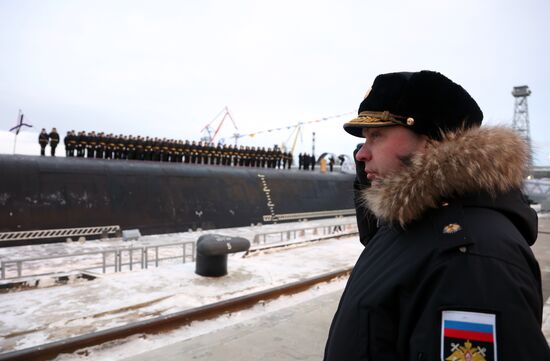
360, 126, 532, 229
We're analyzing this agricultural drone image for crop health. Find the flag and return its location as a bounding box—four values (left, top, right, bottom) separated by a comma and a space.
441, 310, 497, 361
9, 110, 33, 135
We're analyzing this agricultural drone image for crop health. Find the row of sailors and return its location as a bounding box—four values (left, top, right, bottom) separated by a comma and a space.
63, 131, 293, 169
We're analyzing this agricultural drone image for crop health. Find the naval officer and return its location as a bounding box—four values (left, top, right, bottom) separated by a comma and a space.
324, 70, 550, 360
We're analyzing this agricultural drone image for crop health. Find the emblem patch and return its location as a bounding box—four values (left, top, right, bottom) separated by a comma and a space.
441, 310, 497, 361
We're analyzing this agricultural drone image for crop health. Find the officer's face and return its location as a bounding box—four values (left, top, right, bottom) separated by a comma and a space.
355, 126, 427, 187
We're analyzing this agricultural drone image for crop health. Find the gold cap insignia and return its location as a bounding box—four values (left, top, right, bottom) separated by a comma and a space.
345, 111, 407, 127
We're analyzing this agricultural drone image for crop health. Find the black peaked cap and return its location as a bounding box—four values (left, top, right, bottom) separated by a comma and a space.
344, 71, 483, 139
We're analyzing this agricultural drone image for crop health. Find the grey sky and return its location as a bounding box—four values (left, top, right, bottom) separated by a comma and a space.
1, 0, 549, 164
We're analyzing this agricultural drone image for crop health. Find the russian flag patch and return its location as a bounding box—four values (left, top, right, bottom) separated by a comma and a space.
441, 310, 497, 361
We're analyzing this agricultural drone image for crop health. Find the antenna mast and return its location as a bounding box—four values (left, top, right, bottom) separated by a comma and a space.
511, 85, 532, 166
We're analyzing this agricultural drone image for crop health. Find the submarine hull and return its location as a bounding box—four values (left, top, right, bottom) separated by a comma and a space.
0, 155, 355, 238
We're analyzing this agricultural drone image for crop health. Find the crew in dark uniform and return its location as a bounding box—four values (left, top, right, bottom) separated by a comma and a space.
47, 128, 60, 156
310, 154, 316, 171
246, 146, 254, 167
159, 138, 167, 162
203, 141, 208, 164
67, 130, 77, 157
303, 153, 310, 170
329, 155, 335, 172
121, 134, 131, 160
244, 146, 250, 167
256, 147, 263, 168
151, 137, 160, 161
198, 141, 205, 164
189, 140, 197, 164
203, 142, 211, 165
38, 128, 49, 156
220, 144, 228, 165
64, 130, 74, 157
263, 147, 270, 168
213, 142, 218, 165
183, 140, 191, 163
213, 143, 221, 165
231, 144, 238, 166
256, 146, 263, 167
96, 132, 106, 159
86, 131, 96, 158
105, 133, 114, 159
170, 140, 178, 163
231, 145, 239, 166
195, 140, 201, 164
137, 136, 146, 160
86, 131, 95, 158
275, 147, 282, 169
143, 136, 152, 161
287, 152, 293, 169
81, 131, 89, 157
177, 140, 185, 162
75, 131, 85, 157
113, 134, 121, 159
203, 142, 210, 165
251, 146, 257, 167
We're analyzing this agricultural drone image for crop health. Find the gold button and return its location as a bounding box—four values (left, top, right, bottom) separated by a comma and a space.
406, 117, 415, 126
443, 223, 462, 234
459, 246, 467, 253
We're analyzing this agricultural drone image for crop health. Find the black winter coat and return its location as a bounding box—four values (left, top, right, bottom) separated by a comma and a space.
324, 127, 550, 361
38, 132, 49, 146
49, 131, 60, 146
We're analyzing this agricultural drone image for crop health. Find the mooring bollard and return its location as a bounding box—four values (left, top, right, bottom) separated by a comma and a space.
195, 234, 250, 277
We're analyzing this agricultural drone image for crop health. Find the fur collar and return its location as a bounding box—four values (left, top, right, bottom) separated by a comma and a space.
360, 126, 529, 226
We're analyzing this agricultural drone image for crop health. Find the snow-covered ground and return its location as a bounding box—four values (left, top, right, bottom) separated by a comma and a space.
0, 218, 362, 356
51, 277, 349, 361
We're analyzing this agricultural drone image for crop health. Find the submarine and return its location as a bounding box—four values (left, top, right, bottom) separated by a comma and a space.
0, 155, 355, 244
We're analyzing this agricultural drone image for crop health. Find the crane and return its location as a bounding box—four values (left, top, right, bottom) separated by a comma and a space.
283, 123, 303, 154
200, 106, 239, 144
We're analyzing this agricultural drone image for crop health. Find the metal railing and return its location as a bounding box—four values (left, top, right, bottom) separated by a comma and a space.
0, 219, 357, 281
253, 221, 357, 245
0, 240, 195, 280
525, 179, 550, 196
262, 209, 355, 222
0, 225, 121, 242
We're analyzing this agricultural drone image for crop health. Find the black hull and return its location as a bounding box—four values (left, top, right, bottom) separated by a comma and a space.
0, 155, 354, 237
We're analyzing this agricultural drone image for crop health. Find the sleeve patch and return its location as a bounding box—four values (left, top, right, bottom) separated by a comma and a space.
441, 310, 497, 361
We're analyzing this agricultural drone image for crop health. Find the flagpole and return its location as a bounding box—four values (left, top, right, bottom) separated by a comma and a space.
13, 132, 18, 154
9, 109, 33, 155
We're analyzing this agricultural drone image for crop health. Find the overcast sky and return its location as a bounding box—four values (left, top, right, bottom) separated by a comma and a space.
1, 0, 549, 164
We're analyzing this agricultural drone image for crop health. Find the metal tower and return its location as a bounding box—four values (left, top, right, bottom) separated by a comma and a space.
511, 85, 532, 151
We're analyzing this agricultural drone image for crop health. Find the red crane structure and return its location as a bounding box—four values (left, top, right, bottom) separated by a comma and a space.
200, 106, 239, 145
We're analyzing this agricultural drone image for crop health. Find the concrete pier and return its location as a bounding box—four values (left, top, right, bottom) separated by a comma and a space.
122, 290, 342, 361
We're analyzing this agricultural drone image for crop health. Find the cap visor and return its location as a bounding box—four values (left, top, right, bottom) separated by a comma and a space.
343, 119, 395, 137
